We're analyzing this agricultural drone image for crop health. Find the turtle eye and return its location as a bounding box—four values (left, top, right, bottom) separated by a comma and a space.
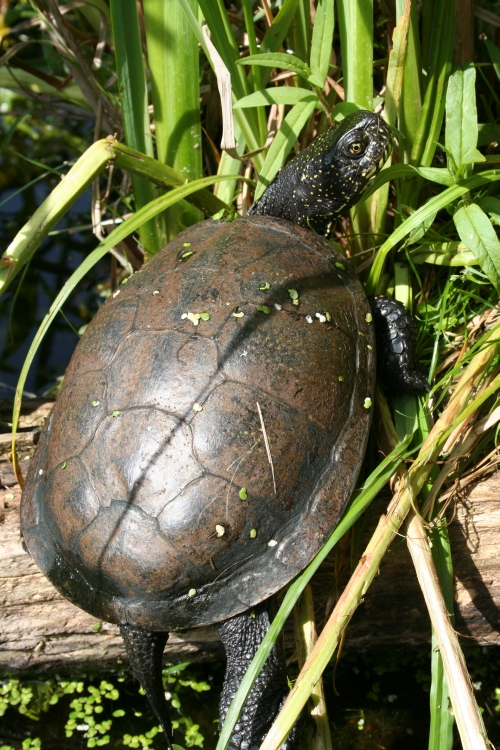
349, 141, 365, 156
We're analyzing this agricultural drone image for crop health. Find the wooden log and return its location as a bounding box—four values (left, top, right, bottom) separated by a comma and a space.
1, 408, 500, 673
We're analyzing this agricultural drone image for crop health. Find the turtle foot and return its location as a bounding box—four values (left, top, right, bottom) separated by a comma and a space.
217, 601, 301, 750
369, 295, 430, 393
120, 624, 172, 750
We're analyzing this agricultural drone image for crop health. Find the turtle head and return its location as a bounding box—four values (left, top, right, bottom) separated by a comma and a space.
248, 110, 392, 236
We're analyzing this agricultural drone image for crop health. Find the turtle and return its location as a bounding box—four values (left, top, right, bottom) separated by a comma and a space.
20, 110, 428, 750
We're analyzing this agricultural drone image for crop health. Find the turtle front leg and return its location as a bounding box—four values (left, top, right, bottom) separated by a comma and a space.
217, 601, 300, 750
120, 624, 173, 750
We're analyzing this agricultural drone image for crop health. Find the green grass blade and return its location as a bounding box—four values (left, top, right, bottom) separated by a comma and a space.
309, 0, 335, 86
111, 142, 229, 215
196, 0, 249, 100
234, 88, 321, 108
366, 169, 500, 294
11, 172, 238, 468
109, 0, 165, 255
484, 39, 500, 82
337, 0, 373, 247
260, 0, 301, 53
254, 100, 317, 200
453, 202, 500, 291
181, 0, 262, 163
396, 0, 422, 162
215, 436, 412, 750
236, 52, 322, 86
0, 139, 113, 297
337, 0, 373, 110
428, 520, 455, 750
241, 0, 268, 142
445, 64, 482, 175
144, 0, 203, 239
385, 2, 411, 127
409, 0, 455, 170
288, 0, 311, 69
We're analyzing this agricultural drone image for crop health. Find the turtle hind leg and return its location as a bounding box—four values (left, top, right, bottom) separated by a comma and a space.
369, 295, 430, 393
120, 624, 172, 750
217, 600, 302, 750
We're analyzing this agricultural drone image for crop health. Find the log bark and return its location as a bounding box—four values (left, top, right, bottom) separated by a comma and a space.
1, 406, 500, 674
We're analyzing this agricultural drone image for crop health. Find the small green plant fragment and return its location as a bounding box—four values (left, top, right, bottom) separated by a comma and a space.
249, 529, 257, 538
112, 411, 121, 417
365, 313, 373, 322
192, 403, 203, 412
61, 461, 67, 469
91, 400, 100, 406
257, 305, 270, 314
92, 622, 102, 633
335, 262, 345, 270
188, 588, 197, 597
183, 242, 191, 247
181, 251, 194, 259
338, 376, 344, 382
364, 398, 372, 409
199, 312, 210, 321
288, 288, 299, 300
121, 277, 129, 284
259, 282, 271, 290
239, 487, 248, 500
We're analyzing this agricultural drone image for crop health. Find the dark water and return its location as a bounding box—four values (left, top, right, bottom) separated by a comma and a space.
0, 182, 109, 401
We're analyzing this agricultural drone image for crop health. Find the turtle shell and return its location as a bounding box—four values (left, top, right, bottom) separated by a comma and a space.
21, 215, 375, 631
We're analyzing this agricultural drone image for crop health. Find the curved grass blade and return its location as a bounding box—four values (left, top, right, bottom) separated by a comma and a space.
365, 169, 500, 294
233, 88, 320, 108
453, 202, 500, 291
236, 52, 323, 87
254, 100, 316, 200
11, 174, 237, 484
215, 435, 412, 750
260, 0, 302, 54
0, 139, 114, 296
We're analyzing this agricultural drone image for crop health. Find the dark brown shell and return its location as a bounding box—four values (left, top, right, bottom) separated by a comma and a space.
21, 216, 375, 630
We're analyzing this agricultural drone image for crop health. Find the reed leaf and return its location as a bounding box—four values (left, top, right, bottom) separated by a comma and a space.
109, 0, 165, 255
144, 0, 204, 239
